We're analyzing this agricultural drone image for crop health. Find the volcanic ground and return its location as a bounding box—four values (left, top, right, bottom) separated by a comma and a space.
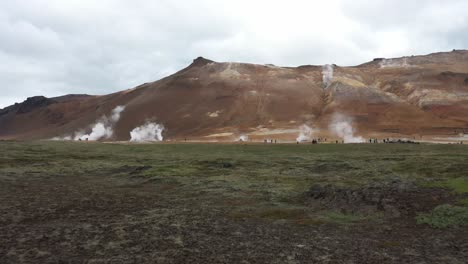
1, 50, 468, 142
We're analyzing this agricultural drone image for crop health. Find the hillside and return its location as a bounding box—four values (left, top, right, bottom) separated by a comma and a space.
1, 50, 468, 142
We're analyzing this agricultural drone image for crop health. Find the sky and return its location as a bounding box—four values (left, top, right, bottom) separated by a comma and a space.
1, 0, 468, 108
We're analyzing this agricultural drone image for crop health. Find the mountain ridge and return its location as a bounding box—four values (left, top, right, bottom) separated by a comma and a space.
1, 50, 468, 142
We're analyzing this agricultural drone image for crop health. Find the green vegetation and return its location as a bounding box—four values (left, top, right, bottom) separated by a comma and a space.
1, 141, 468, 227
443, 177, 468, 193
2, 141, 468, 263
423, 177, 468, 194
416, 204, 468, 228
456, 198, 468, 207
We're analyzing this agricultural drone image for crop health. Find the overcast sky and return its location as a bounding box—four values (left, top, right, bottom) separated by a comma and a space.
1, 0, 467, 108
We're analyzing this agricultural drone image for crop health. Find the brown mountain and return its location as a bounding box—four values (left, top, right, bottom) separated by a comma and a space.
1, 50, 468, 142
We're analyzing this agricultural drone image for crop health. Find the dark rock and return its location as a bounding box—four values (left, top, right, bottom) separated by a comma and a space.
191, 57, 214, 67
305, 180, 454, 218
16, 96, 57, 114
222, 163, 233, 168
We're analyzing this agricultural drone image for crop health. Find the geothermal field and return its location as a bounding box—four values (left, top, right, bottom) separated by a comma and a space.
1, 50, 468, 263
1, 141, 467, 263
2, 50, 468, 143
0, 49, 467, 263
3, 0, 468, 263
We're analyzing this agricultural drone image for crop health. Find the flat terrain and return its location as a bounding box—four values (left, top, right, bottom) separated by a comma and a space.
1, 141, 467, 263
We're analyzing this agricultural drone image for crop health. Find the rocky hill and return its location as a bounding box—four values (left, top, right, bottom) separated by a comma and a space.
1, 50, 467, 142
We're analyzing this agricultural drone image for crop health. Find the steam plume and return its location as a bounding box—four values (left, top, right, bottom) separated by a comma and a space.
50, 105, 125, 141
329, 113, 364, 143
322, 64, 334, 88
238, 135, 249, 142
296, 124, 315, 142
130, 122, 164, 142
75, 106, 126, 141
111, 106, 126, 122
51, 135, 72, 141
379, 58, 410, 68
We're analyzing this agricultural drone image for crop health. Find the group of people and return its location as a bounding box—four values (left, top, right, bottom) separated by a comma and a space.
296, 138, 420, 144
297, 138, 332, 144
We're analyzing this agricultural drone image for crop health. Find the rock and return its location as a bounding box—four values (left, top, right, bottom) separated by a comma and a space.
222, 163, 233, 168
191, 57, 214, 67
16, 96, 57, 114
305, 180, 454, 218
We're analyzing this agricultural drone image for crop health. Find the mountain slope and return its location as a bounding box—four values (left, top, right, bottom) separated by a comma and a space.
1, 50, 468, 141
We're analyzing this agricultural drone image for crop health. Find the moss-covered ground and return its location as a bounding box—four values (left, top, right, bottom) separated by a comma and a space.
1, 141, 467, 263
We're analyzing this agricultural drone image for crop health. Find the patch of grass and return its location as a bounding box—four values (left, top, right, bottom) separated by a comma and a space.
416, 204, 468, 228
423, 177, 468, 194
446, 178, 468, 193
456, 198, 468, 207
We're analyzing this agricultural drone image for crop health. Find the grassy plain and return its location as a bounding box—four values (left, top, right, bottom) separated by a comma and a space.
1, 141, 467, 263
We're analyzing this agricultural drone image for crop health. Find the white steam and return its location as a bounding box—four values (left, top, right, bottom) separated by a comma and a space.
75, 106, 126, 141
322, 64, 334, 88
130, 122, 164, 142
296, 124, 315, 142
75, 123, 113, 141
238, 135, 249, 142
51, 105, 125, 141
379, 58, 410, 68
329, 113, 364, 143
51, 135, 72, 141
111, 105, 126, 122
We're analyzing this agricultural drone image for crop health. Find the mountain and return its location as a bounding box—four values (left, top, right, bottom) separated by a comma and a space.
1, 50, 468, 142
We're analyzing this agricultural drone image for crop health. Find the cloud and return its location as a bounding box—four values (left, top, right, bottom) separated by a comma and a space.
1, 0, 467, 108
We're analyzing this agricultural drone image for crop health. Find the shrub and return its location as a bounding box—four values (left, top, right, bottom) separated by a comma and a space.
416, 204, 468, 228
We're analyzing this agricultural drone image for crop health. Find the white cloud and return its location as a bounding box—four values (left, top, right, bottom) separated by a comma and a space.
0, 0, 467, 108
